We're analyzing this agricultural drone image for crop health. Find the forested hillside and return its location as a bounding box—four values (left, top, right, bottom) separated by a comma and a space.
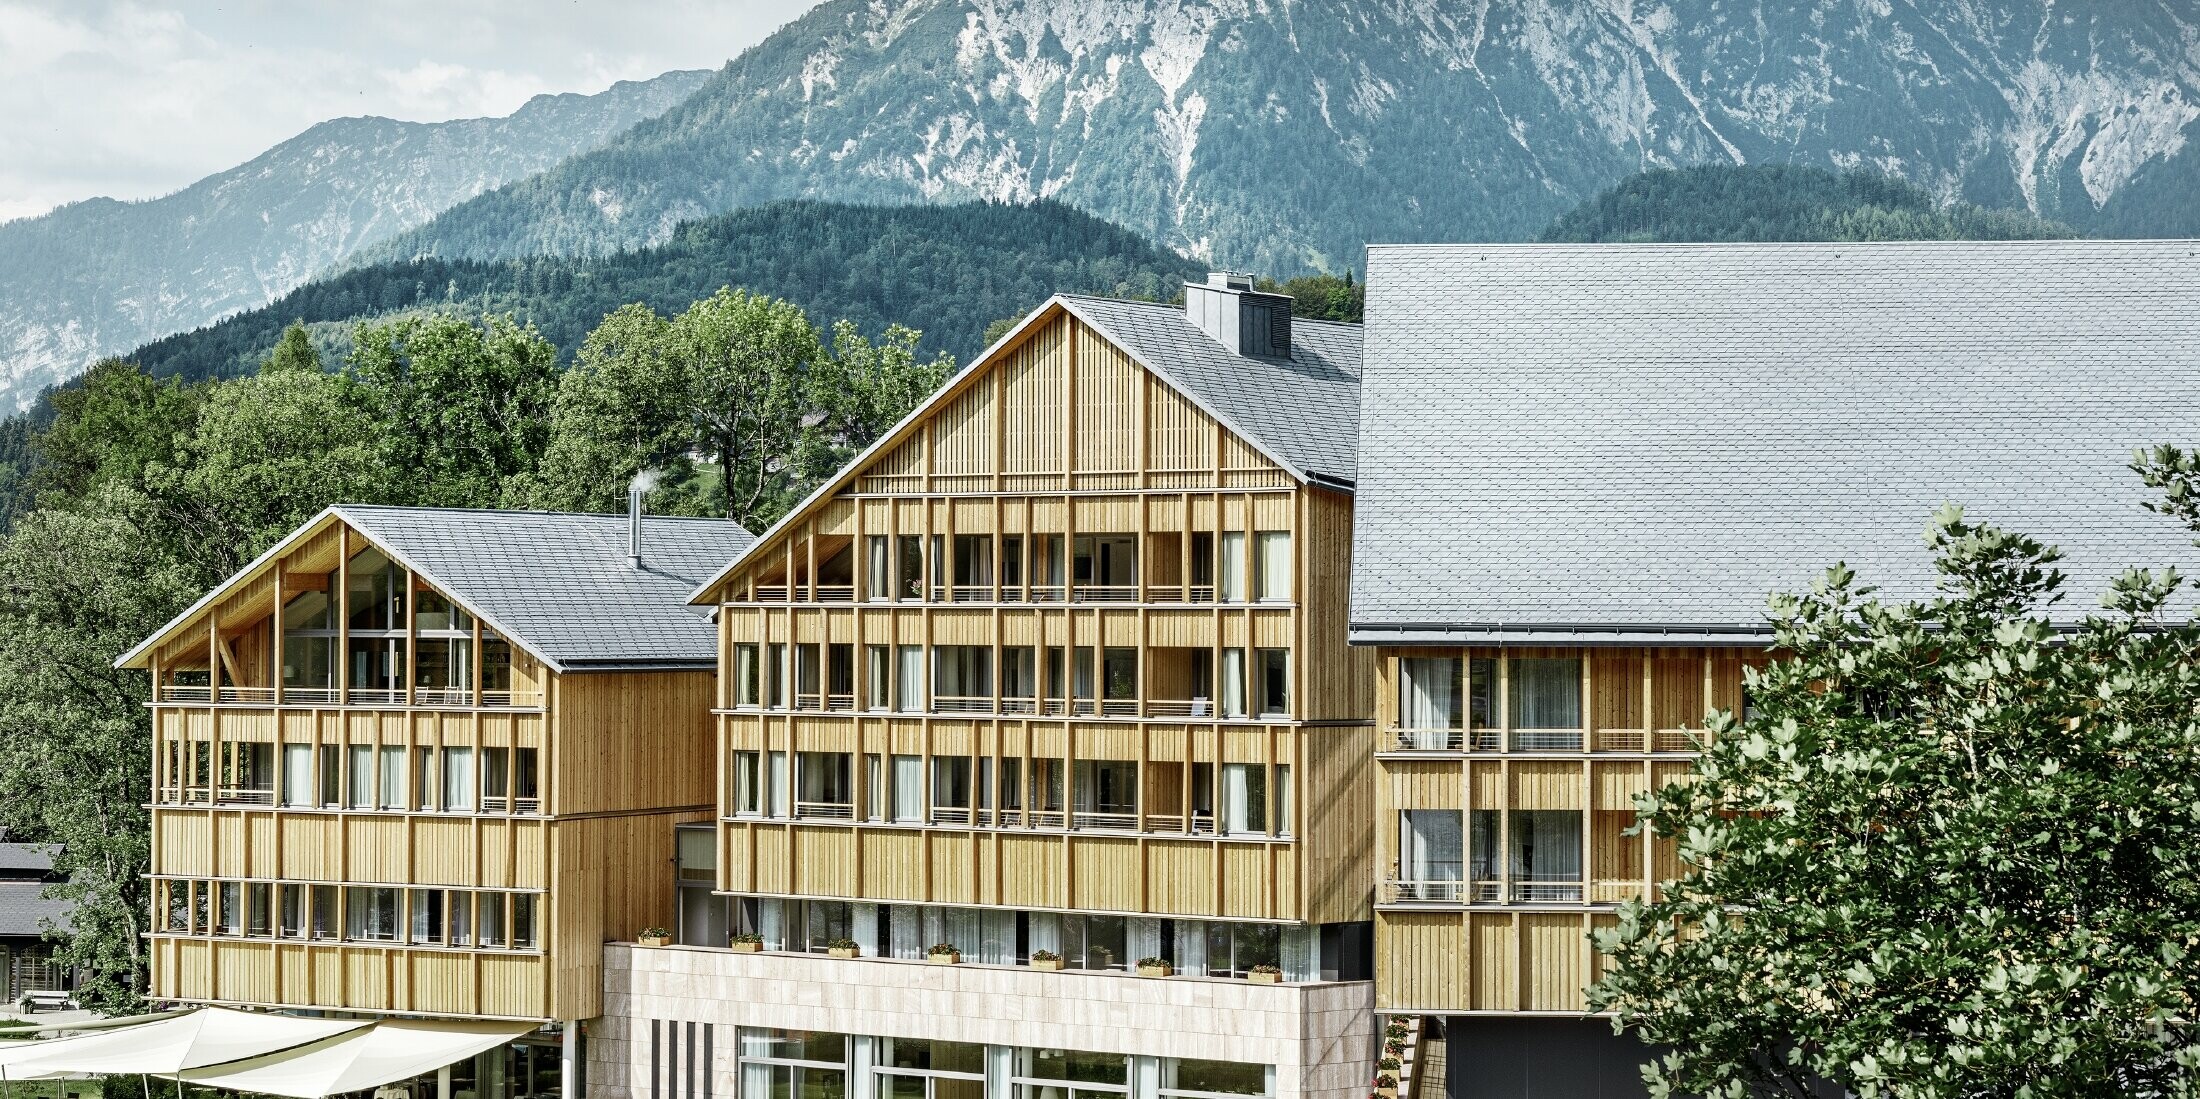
1542, 165, 2076, 243
127, 200, 1199, 385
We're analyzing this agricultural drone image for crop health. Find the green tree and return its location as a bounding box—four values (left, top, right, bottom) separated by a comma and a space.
1257, 271, 1363, 323
31, 359, 201, 511
1591, 493, 2200, 1097
345, 313, 559, 508
0, 485, 197, 1013
510, 303, 694, 516
148, 360, 386, 582
810, 320, 957, 469
264, 322, 323, 374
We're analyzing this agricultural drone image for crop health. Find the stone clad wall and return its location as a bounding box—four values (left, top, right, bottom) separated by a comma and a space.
588, 944, 1374, 1099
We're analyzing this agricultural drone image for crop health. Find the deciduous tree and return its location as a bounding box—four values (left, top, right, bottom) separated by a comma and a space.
1591, 488, 2200, 1097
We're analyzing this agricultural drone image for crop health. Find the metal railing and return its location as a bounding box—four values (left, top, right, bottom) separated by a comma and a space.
813, 585, 855, 603
795, 801, 855, 821
1071, 811, 1138, 831
948, 586, 992, 603
998, 696, 1038, 715
1028, 585, 1067, 603
1145, 699, 1215, 719
933, 695, 994, 715
1387, 878, 1467, 903
1072, 585, 1140, 604
1510, 729, 1585, 751
1511, 881, 1585, 902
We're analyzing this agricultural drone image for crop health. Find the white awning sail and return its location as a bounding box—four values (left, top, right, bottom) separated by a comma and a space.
0, 1031, 104, 1081
173, 1018, 538, 1099
2, 1006, 370, 1077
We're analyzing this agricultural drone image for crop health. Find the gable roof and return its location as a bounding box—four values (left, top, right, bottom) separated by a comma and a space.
1351, 239, 2200, 644
0, 880, 72, 938
119, 507, 754, 674
0, 843, 58, 876
1056, 295, 1363, 487
689, 293, 1363, 603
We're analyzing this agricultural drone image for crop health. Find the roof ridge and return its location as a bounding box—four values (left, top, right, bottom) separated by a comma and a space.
338, 503, 749, 527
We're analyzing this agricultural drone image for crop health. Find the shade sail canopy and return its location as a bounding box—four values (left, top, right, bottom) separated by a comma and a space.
0, 1032, 104, 1081
174, 1018, 538, 1098
3, 1006, 369, 1076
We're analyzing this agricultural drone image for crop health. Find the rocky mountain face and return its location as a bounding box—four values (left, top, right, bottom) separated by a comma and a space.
368, 0, 2200, 278
0, 69, 711, 412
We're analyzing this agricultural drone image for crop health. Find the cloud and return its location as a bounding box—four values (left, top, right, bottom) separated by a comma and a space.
0, 0, 819, 223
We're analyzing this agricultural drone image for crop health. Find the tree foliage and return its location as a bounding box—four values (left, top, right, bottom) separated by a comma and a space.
1591, 483, 2200, 1097
346, 314, 560, 509
1256, 271, 1364, 323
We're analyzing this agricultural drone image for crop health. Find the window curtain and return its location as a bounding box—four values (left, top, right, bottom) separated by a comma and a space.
770, 752, 791, 817
1469, 810, 1502, 883
1281, 925, 1318, 983
890, 905, 923, 959
892, 755, 924, 822
442, 747, 474, 810
1027, 912, 1061, 957
1127, 917, 1163, 964
1400, 810, 1464, 881
979, 909, 1017, 965
1219, 649, 1246, 718
1218, 532, 1246, 602
1220, 764, 1265, 835
282, 745, 314, 808
1510, 658, 1583, 729
896, 647, 925, 712
1398, 657, 1462, 732
1510, 811, 1583, 883
756, 898, 786, 951
348, 744, 374, 808
1173, 920, 1208, 976
1254, 532, 1291, 601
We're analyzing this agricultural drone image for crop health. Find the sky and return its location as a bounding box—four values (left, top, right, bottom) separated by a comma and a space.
0, 0, 822, 223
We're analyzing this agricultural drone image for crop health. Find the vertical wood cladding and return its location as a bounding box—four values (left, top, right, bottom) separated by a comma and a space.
705, 309, 1374, 928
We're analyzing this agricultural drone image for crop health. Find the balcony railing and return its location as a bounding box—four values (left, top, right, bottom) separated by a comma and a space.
158, 684, 539, 708
1387, 726, 1703, 754
1071, 585, 1140, 604
1511, 880, 1585, 903
1144, 698, 1216, 719
1070, 811, 1138, 831
814, 585, 854, 603
795, 800, 856, 821
933, 695, 994, 715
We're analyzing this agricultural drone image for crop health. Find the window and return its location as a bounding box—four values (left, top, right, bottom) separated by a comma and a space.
867, 536, 892, 602
1252, 532, 1291, 601
244, 883, 272, 936
319, 745, 341, 807
933, 646, 993, 706
347, 744, 375, 808
1000, 535, 1025, 589
734, 644, 761, 707
345, 887, 401, 942
896, 646, 925, 713
1398, 657, 1463, 732
739, 1028, 848, 1099
795, 645, 822, 708
897, 535, 924, 600
1510, 811, 1585, 901
511, 894, 537, 950
1256, 649, 1290, 717
513, 748, 539, 812
865, 754, 885, 821
1071, 760, 1137, 827
892, 755, 924, 823
1101, 648, 1136, 705
867, 645, 892, 711
282, 744, 315, 808
1217, 532, 1246, 602
1509, 657, 1583, 744
769, 751, 791, 817
1400, 810, 1464, 886
477, 892, 507, 947
797, 752, 853, 818
414, 747, 436, 810
1468, 657, 1498, 730
441, 747, 475, 811
218, 882, 243, 935
378, 746, 406, 810
483, 747, 510, 810
1015, 1048, 1129, 1099
733, 751, 762, 815
411, 889, 445, 945
1275, 764, 1292, 836
1163, 1060, 1271, 1099
1220, 763, 1268, 836
875, 1038, 985, 1099
280, 884, 309, 939
932, 757, 972, 819
765, 644, 787, 708
448, 892, 474, 946
1219, 649, 1246, 719
312, 884, 338, 940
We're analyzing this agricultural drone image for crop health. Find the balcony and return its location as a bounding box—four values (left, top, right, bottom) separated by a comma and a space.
155, 683, 544, 709
602, 944, 1373, 1099
1382, 877, 1589, 905
1382, 726, 1701, 754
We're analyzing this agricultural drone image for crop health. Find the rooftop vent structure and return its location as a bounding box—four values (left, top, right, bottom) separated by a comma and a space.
628, 469, 663, 569
1185, 272, 1293, 358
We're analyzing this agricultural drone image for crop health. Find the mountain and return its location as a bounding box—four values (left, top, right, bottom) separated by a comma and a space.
364, 0, 2200, 278
0, 69, 713, 413
1543, 165, 2076, 243
123, 199, 1199, 384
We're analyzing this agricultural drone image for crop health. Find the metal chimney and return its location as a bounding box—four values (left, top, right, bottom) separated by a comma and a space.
1184, 272, 1293, 358
628, 469, 664, 568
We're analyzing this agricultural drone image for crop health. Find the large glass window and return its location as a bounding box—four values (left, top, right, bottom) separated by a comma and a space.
1399, 810, 1464, 895
734, 751, 763, 816
344, 887, 401, 942
892, 755, 924, 823
1220, 763, 1268, 836
739, 1028, 848, 1099
867, 645, 892, 711
1162, 1060, 1271, 1099
1255, 650, 1290, 717
735, 644, 762, 707
1219, 649, 1246, 719
441, 746, 475, 811
867, 536, 892, 602
933, 647, 992, 708
932, 757, 972, 821
1071, 760, 1137, 828
1015, 1048, 1129, 1099
875, 1039, 984, 1099
1509, 657, 1583, 746
378, 746, 406, 810
797, 752, 854, 819
1217, 532, 1246, 603
1397, 657, 1463, 733
896, 535, 924, 601
896, 647, 925, 713
1510, 810, 1585, 901
281, 744, 315, 808
347, 744, 375, 809
1251, 532, 1290, 602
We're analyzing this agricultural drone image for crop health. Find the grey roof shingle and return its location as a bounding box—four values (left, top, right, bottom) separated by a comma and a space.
0, 881, 72, 938
0, 844, 57, 876
1059, 296, 1363, 486
1351, 240, 2200, 643
336, 507, 754, 671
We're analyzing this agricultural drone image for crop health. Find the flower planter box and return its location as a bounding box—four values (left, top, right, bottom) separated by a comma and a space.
1248, 970, 1282, 984
638, 935, 672, 948
1137, 963, 1174, 978
928, 952, 962, 965
828, 947, 859, 959
729, 941, 763, 954
1375, 1088, 1397, 1098
1030, 958, 1065, 972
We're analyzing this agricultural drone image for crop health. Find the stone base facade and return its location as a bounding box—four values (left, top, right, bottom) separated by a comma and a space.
588, 944, 1374, 1099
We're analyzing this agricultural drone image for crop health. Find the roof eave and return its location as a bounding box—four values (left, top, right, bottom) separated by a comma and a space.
114, 507, 348, 670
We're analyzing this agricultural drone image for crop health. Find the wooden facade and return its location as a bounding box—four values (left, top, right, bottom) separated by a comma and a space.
1370, 645, 1765, 1013
697, 307, 1376, 930
133, 515, 714, 1021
